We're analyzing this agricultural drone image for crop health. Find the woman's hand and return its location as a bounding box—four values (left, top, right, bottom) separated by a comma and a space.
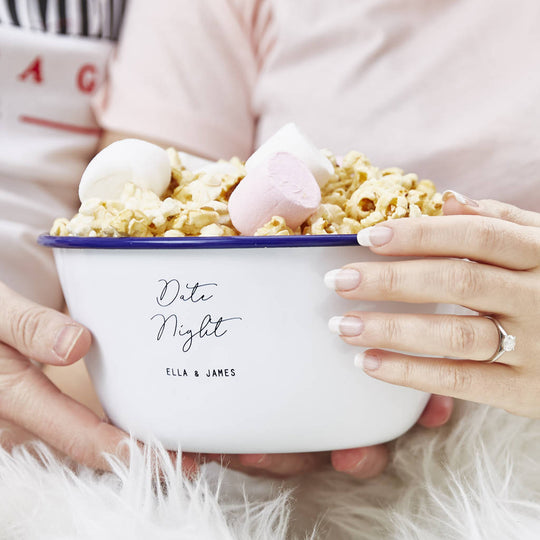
326, 193, 540, 417
0, 283, 200, 473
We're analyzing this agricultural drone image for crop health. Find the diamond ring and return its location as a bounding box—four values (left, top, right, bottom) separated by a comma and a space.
484, 316, 516, 364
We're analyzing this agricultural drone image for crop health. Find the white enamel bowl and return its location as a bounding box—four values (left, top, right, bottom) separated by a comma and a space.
39, 234, 442, 454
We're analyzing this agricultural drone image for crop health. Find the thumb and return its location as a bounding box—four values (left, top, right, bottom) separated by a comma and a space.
0, 282, 91, 365
442, 190, 540, 227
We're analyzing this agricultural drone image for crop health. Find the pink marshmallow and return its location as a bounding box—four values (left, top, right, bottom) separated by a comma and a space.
228, 152, 321, 235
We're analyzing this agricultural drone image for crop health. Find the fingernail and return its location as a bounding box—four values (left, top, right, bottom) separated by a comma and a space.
53, 324, 84, 362
241, 454, 271, 467
354, 351, 381, 371
255, 454, 271, 466
349, 450, 369, 473
333, 448, 368, 473
328, 316, 364, 337
324, 268, 361, 291
357, 226, 393, 247
442, 190, 479, 207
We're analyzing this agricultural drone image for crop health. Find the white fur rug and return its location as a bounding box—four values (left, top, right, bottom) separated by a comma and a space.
1, 400, 540, 539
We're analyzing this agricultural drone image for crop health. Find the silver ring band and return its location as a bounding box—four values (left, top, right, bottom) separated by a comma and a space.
484, 316, 516, 364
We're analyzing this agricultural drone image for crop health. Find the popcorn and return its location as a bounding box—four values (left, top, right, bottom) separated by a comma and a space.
319, 154, 442, 231
51, 138, 443, 239
199, 223, 236, 237
163, 229, 185, 237
67, 214, 95, 236
254, 216, 295, 236
303, 204, 345, 235
50, 217, 70, 236
338, 218, 363, 235
182, 209, 220, 236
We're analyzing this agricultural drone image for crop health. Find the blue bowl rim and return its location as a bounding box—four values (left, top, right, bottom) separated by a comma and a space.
37, 234, 360, 250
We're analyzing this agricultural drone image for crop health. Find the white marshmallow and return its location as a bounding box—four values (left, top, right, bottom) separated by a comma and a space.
195, 160, 244, 177
229, 152, 321, 235
176, 151, 214, 171
245, 123, 334, 187
176, 151, 244, 178
79, 139, 171, 202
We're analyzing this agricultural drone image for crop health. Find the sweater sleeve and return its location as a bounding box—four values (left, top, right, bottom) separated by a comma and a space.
94, 0, 259, 161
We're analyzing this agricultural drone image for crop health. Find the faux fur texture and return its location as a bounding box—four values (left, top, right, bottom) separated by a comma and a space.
1, 400, 540, 539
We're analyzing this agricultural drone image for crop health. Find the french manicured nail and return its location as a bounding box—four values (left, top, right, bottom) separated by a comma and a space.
324, 268, 361, 291
328, 316, 364, 337
357, 226, 393, 247
53, 324, 84, 362
354, 351, 381, 371
442, 190, 479, 207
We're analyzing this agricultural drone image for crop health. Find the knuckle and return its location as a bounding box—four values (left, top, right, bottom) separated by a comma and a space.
397, 357, 415, 387
10, 306, 49, 353
447, 318, 478, 356
411, 220, 431, 247
474, 218, 500, 251
297, 453, 322, 474
503, 371, 539, 417
438, 364, 472, 395
64, 434, 96, 467
378, 265, 400, 296
532, 233, 540, 265
0, 362, 34, 419
381, 317, 401, 344
488, 200, 522, 224
448, 262, 481, 301
533, 282, 540, 311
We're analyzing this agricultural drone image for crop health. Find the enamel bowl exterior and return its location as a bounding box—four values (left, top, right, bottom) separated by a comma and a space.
43, 235, 440, 453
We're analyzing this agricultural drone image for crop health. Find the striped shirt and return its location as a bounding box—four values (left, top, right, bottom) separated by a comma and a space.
0, 0, 126, 40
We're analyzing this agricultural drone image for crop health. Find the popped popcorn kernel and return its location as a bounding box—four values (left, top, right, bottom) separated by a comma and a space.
303, 204, 345, 235
338, 217, 363, 235
199, 223, 228, 237
50, 217, 70, 236
255, 216, 294, 236
319, 150, 442, 233
50, 146, 442, 238
182, 209, 220, 235
163, 229, 185, 237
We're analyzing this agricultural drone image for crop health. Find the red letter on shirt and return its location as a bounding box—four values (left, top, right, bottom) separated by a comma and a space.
77, 64, 97, 94
18, 56, 43, 84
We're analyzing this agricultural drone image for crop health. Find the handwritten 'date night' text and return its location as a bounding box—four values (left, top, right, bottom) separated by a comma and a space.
151, 279, 242, 352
